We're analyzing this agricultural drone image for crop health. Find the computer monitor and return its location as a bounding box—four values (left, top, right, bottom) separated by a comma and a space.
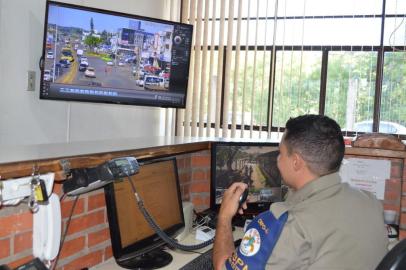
104, 158, 184, 269
210, 142, 282, 214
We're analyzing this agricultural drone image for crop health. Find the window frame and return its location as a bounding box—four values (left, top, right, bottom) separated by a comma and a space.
181, 1, 406, 139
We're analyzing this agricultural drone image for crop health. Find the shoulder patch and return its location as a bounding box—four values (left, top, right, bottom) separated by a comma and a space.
240, 228, 261, 256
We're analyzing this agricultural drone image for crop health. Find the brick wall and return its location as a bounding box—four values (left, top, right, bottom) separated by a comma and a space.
177, 150, 211, 212
0, 150, 211, 269
400, 158, 406, 239
3, 149, 402, 268
345, 154, 406, 239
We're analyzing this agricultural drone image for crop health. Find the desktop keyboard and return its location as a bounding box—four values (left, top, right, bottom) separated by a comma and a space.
179, 239, 242, 270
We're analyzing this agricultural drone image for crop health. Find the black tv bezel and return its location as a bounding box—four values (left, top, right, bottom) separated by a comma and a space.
210, 141, 281, 215
40, 0, 192, 108
104, 157, 185, 261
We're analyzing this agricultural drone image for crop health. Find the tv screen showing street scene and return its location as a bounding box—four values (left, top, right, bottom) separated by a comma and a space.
212, 142, 282, 207
40, 1, 193, 108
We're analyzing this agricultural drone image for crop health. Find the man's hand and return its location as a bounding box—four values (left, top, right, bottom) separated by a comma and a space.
213, 182, 248, 269
218, 182, 248, 221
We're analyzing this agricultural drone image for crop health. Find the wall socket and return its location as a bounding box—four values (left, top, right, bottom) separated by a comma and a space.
27, 70, 36, 91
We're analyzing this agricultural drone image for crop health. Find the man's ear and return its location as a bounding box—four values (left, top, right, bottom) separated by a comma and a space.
292, 153, 305, 171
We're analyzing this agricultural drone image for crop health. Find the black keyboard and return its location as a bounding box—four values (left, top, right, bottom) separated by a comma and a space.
180, 239, 242, 270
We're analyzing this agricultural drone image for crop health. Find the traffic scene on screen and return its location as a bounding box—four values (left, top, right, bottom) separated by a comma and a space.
43, 5, 176, 92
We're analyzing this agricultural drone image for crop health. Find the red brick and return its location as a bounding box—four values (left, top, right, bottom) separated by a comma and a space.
191, 195, 210, 210
104, 245, 113, 259
66, 210, 105, 235
401, 197, 406, 209
62, 250, 103, 270
178, 172, 191, 184
390, 162, 402, 178
61, 198, 85, 219
400, 213, 406, 227
386, 178, 402, 191
88, 227, 110, 247
383, 204, 399, 212
0, 238, 10, 259
14, 231, 32, 253
191, 155, 210, 167
182, 184, 191, 198
399, 229, 406, 240
54, 183, 63, 196
88, 193, 106, 211
402, 181, 406, 194
59, 236, 85, 259
192, 170, 209, 181
403, 161, 406, 179
0, 211, 33, 238
182, 186, 190, 201
190, 182, 210, 193
385, 190, 401, 201
8, 255, 34, 269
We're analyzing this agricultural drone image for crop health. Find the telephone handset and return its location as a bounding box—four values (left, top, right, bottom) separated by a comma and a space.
102, 157, 140, 179
33, 193, 61, 261
63, 157, 140, 196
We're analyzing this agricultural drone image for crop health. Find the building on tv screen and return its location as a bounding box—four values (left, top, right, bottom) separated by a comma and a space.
41, 2, 192, 108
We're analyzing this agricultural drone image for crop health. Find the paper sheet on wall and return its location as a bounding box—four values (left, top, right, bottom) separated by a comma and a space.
339, 158, 391, 200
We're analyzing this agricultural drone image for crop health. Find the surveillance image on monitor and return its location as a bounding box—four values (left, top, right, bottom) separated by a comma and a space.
212, 142, 282, 208
40, 1, 192, 108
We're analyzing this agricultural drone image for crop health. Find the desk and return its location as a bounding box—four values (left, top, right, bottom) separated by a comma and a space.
92, 227, 244, 270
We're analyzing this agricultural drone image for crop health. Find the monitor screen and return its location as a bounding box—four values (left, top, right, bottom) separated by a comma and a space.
211, 142, 282, 214
40, 1, 193, 108
104, 158, 184, 269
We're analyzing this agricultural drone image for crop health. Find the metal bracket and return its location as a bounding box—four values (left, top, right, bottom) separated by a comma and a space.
60, 159, 71, 177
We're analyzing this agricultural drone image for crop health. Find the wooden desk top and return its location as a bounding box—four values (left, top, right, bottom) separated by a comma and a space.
0, 136, 278, 179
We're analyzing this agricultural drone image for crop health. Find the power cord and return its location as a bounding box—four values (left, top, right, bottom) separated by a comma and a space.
126, 176, 214, 251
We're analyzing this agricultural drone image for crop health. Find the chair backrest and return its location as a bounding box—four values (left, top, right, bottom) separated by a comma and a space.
376, 239, 406, 270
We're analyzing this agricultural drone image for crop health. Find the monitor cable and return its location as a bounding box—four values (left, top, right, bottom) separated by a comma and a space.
126, 176, 214, 251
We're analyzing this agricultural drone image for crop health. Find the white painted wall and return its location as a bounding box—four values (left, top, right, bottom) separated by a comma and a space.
0, 0, 166, 146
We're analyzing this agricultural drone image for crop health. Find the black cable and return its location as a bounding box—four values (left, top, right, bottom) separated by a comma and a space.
127, 176, 214, 251
51, 195, 79, 270
59, 193, 66, 202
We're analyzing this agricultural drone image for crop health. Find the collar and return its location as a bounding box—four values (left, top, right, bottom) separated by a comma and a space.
271, 172, 341, 218
286, 172, 341, 204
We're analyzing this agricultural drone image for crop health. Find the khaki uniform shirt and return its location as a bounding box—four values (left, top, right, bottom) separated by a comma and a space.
267, 172, 388, 270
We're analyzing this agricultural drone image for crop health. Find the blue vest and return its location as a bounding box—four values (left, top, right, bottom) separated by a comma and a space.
225, 211, 288, 270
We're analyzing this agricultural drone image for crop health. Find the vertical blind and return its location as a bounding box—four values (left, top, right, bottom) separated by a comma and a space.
177, 0, 281, 138
173, 0, 406, 138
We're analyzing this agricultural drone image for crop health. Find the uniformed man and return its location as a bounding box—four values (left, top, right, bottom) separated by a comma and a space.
213, 114, 388, 270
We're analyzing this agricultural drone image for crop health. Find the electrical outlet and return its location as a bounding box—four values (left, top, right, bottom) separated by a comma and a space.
0, 173, 55, 202
27, 70, 36, 91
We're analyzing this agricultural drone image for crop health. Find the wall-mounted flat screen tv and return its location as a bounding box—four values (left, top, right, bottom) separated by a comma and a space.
40, 1, 193, 108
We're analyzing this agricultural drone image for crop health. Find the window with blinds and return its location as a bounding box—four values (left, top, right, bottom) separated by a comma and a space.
176, 0, 406, 139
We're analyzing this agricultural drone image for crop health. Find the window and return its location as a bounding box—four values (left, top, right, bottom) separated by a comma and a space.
273, 50, 321, 127
325, 51, 377, 130
179, 0, 406, 139
381, 51, 406, 133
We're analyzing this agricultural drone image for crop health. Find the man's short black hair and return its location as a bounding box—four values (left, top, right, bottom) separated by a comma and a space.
283, 114, 345, 176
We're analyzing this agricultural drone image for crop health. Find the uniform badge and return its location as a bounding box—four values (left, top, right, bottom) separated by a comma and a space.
240, 228, 261, 256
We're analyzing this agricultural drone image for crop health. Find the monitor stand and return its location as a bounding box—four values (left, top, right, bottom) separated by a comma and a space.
117, 249, 173, 270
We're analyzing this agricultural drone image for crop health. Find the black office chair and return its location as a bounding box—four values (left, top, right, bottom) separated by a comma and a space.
376, 239, 406, 270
